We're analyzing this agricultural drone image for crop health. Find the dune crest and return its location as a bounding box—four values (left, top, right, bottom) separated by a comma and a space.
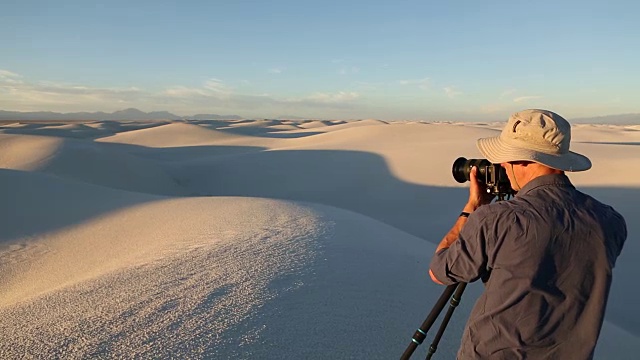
0, 134, 64, 170
0, 133, 186, 195
98, 122, 240, 147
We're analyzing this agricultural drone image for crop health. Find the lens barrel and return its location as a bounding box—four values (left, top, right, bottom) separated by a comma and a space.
452, 157, 492, 183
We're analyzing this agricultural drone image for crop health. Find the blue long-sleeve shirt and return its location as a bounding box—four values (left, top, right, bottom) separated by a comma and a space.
430, 174, 627, 360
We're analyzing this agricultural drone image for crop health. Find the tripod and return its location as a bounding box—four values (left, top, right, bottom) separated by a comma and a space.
400, 282, 467, 360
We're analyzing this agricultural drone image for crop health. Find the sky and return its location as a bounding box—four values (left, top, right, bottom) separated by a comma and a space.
1, 0, 639, 121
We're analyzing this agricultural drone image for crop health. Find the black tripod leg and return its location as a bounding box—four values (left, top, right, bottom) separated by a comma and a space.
400, 284, 457, 360
425, 283, 467, 360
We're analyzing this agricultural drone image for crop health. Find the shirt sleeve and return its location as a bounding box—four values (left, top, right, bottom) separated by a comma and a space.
429, 210, 491, 284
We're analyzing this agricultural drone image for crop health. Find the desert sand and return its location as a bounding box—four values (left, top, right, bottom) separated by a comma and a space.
1, 119, 638, 359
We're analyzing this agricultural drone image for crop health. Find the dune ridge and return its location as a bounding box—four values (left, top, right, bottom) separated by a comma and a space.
0, 133, 186, 196
97, 122, 241, 147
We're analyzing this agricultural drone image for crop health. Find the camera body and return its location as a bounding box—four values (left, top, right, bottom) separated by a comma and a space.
452, 157, 515, 200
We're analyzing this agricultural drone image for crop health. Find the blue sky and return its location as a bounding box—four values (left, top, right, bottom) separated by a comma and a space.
1, 0, 639, 120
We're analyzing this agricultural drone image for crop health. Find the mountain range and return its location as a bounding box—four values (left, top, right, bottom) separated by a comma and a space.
571, 113, 640, 125
1, 108, 639, 124
0, 108, 244, 121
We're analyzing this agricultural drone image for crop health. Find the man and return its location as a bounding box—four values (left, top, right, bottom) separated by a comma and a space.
429, 109, 627, 359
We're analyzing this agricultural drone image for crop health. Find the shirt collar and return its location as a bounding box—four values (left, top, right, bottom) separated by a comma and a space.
515, 173, 574, 197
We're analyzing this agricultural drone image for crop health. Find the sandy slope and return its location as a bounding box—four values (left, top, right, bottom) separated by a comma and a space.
97, 122, 240, 147
0, 133, 187, 195
0, 167, 442, 358
1, 119, 639, 359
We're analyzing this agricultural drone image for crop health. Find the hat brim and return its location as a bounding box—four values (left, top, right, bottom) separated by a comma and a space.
477, 136, 592, 172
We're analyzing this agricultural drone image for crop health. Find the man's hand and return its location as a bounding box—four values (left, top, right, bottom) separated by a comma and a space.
464, 167, 495, 213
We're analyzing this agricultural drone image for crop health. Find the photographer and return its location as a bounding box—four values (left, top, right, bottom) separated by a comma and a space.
428, 109, 627, 359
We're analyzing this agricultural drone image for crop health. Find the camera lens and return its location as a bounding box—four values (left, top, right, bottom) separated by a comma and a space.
452, 157, 492, 183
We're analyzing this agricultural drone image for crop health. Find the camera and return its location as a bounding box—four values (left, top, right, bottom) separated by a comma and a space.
452, 157, 515, 200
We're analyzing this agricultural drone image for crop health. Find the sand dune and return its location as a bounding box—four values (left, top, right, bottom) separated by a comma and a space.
97, 122, 241, 147
297, 120, 334, 129
0, 133, 186, 195
266, 123, 302, 131
85, 120, 170, 133
1, 119, 638, 359
0, 175, 324, 310
0, 133, 64, 170
0, 174, 332, 357
289, 118, 387, 133
2, 122, 107, 139
283, 122, 502, 185
573, 124, 640, 143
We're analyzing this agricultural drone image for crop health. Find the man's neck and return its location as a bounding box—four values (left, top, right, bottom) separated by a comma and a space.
518, 164, 564, 189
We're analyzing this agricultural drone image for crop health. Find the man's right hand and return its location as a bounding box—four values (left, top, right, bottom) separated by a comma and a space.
464, 166, 495, 213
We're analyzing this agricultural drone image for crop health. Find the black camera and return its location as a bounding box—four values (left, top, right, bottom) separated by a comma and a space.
452, 157, 515, 200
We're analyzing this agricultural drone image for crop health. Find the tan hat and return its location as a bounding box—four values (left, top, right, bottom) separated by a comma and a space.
477, 109, 591, 171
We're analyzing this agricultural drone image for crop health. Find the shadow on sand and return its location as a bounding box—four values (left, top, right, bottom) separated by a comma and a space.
0, 121, 170, 139
0, 130, 638, 336
183, 119, 326, 139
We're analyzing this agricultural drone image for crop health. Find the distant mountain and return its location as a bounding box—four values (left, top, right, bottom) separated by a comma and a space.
185, 113, 244, 120
275, 115, 309, 120
0, 108, 243, 121
571, 113, 640, 125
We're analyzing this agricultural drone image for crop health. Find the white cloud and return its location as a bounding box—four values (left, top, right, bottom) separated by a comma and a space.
203, 78, 233, 94
399, 77, 430, 90
353, 81, 381, 91
303, 91, 360, 104
165, 79, 233, 98
0, 69, 24, 85
499, 88, 516, 99
339, 67, 360, 75
513, 95, 542, 103
0, 69, 21, 79
444, 86, 463, 98
0, 78, 145, 111
480, 104, 510, 114
163, 86, 208, 97
0, 71, 364, 116
268, 68, 283, 74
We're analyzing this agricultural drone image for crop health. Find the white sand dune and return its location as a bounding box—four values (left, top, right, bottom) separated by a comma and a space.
229, 119, 282, 127
85, 120, 170, 134
215, 120, 284, 134
572, 124, 640, 144
266, 123, 302, 131
1, 119, 638, 359
283, 122, 501, 184
97, 122, 241, 148
297, 120, 335, 129
0, 133, 186, 195
0, 133, 64, 170
1, 122, 108, 139
172, 123, 504, 239
97, 122, 294, 159
291, 118, 387, 133
42, 123, 102, 134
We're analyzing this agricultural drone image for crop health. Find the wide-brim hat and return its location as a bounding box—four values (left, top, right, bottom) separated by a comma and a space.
477, 109, 591, 172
